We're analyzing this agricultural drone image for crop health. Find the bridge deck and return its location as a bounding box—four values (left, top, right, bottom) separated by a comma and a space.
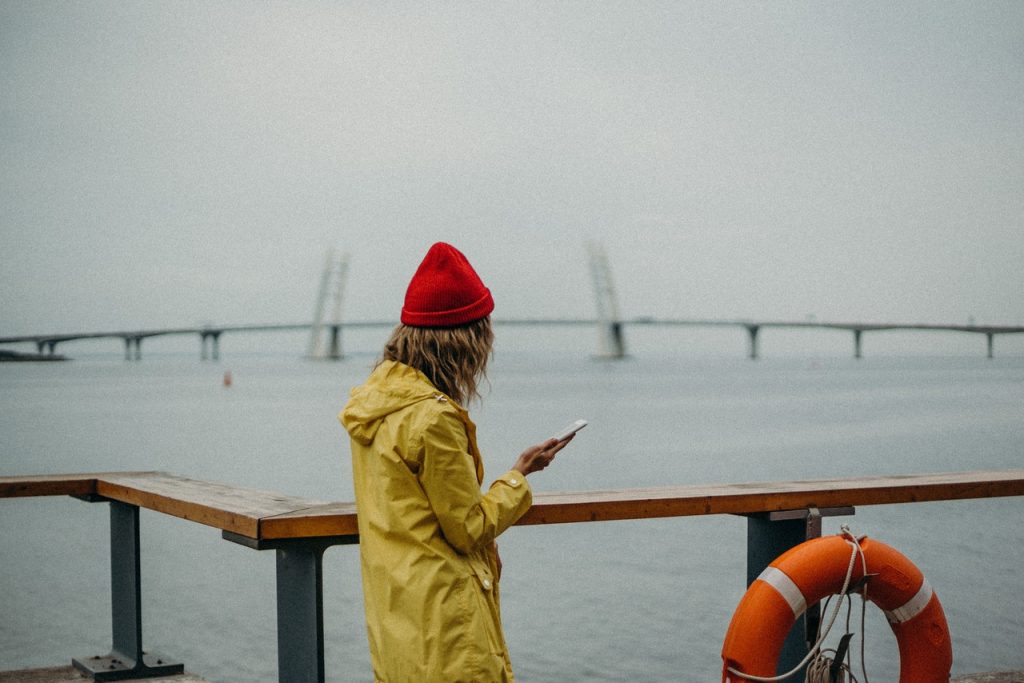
3, 469, 1024, 541
3, 317, 1022, 345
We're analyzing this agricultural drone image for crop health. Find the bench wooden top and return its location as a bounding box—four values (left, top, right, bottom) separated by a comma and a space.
3, 469, 1024, 541
0, 472, 329, 538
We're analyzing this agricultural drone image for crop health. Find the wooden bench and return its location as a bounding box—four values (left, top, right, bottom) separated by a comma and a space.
4, 469, 1024, 682
6, 468, 1024, 540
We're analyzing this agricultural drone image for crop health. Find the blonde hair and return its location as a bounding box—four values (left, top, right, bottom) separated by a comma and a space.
381, 317, 494, 405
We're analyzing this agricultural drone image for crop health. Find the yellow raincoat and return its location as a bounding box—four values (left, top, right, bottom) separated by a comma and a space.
340, 360, 532, 682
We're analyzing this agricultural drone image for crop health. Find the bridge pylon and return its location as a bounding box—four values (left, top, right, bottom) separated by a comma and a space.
308, 250, 349, 360
586, 241, 626, 359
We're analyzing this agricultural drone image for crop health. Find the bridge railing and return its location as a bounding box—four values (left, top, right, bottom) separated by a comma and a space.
2, 469, 1024, 682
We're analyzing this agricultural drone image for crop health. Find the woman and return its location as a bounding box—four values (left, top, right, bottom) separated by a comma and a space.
340, 242, 573, 682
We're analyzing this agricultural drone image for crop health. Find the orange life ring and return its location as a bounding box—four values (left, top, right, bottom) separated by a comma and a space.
721, 533, 952, 682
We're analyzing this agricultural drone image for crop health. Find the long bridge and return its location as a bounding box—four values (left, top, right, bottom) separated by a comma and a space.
5, 246, 1021, 361
1, 317, 1022, 361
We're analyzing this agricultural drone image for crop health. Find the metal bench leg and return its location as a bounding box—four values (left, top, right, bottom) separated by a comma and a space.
73, 501, 183, 681
276, 544, 326, 683
743, 506, 854, 677
222, 531, 355, 683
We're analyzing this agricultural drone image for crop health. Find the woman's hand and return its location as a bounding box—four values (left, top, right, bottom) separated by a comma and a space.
512, 435, 574, 476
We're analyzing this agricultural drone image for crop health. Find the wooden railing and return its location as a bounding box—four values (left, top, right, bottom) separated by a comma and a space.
3, 469, 1024, 681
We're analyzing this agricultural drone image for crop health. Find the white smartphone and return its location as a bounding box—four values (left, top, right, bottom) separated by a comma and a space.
551, 419, 588, 442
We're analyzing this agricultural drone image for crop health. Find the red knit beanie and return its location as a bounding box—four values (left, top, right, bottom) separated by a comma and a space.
401, 242, 494, 327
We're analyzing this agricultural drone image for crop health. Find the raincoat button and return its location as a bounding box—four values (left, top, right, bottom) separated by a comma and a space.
482, 578, 492, 590
509, 478, 519, 486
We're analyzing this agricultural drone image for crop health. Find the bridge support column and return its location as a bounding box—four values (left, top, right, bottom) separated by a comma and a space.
327, 325, 342, 360
124, 338, 142, 361
742, 506, 855, 678
200, 332, 221, 361
853, 329, 863, 359
601, 321, 625, 359
986, 333, 994, 359
746, 325, 760, 360
73, 501, 183, 680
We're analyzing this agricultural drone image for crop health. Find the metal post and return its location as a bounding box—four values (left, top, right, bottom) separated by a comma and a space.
986, 332, 994, 359
111, 502, 144, 664
743, 506, 854, 677
222, 532, 357, 683
73, 501, 183, 680
853, 329, 863, 359
276, 545, 326, 683
211, 332, 220, 362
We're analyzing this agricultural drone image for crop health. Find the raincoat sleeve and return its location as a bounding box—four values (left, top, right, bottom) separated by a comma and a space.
419, 409, 532, 555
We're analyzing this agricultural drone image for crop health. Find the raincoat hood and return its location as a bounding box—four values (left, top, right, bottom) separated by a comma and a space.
341, 360, 456, 446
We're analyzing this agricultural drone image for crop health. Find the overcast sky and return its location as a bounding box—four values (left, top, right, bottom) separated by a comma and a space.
2, 1, 1022, 337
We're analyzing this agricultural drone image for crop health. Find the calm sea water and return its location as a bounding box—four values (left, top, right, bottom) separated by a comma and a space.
2, 344, 1023, 681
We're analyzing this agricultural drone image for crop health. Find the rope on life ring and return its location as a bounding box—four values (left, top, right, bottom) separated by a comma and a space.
721, 531, 952, 682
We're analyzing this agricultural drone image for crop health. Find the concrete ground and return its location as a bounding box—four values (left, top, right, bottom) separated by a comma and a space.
3, 665, 1021, 682
0, 667, 206, 682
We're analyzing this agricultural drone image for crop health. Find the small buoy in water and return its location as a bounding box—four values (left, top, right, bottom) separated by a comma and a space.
223, 370, 233, 387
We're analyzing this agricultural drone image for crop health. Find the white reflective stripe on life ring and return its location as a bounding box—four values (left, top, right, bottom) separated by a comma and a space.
757, 566, 807, 617
884, 576, 933, 624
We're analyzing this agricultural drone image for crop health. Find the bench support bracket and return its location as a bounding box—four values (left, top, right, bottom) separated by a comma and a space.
73, 500, 184, 681
276, 544, 326, 683
740, 506, 855, 678
223, 532, 357, 683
